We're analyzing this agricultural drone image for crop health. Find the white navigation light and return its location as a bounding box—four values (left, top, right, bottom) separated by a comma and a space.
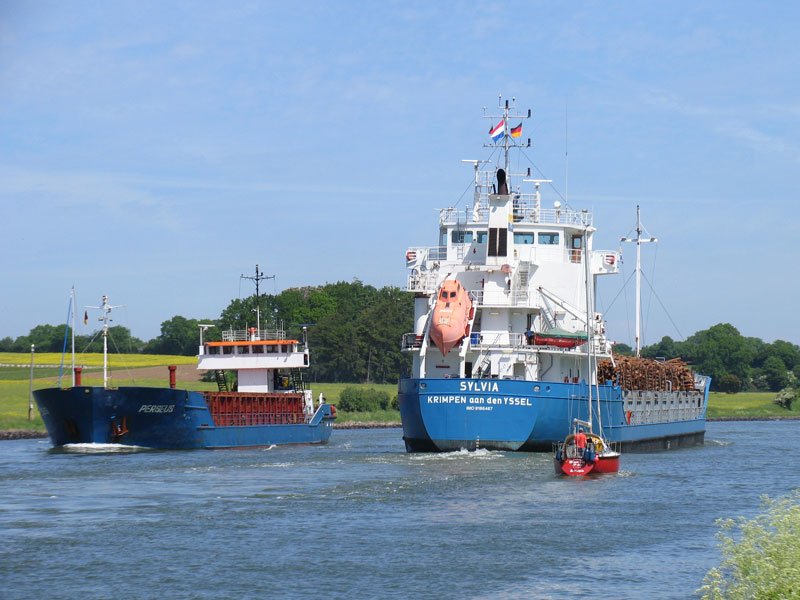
553, 201, 562, 209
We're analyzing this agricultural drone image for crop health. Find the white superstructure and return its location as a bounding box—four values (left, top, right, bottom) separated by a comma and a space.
402, 97, 620, 384
197, 325, 314, 414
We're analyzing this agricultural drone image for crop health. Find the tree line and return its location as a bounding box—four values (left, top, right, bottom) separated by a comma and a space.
0, 280, 413, 384
616, 323, 800, 393
2, 284, 798, 391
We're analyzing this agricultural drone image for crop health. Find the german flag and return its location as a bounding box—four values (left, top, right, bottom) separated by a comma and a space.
510, 122, 523, 138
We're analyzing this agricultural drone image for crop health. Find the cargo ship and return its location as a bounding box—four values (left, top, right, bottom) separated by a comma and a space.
398, 97, 709, 452
34, 293, 336, 449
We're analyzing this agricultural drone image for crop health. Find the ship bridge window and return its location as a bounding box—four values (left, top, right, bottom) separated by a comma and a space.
451, 230, 473, 244
236, 345, 249, 354
538, 232, 560, 245
488, 227, 508, 257
476, 231, 488, 243
252, 345, 264, 354
223, 346, 233, 355
513, 233, 534, 244
267, 345, 277, 354
570, 235, 583, 263
281, 344, 289, 353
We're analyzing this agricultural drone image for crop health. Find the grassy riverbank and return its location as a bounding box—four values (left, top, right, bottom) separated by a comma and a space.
1, 351, 795, 432
706, 391, 800, 419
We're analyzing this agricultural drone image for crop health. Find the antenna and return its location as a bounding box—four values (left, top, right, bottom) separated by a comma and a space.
484, 94, 532, 175
565, 99, 569, 205
240, 264, 275, 335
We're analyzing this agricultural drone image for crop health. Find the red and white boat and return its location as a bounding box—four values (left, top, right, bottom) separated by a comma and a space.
553, 220, 620, 476
554, 422, 620, 476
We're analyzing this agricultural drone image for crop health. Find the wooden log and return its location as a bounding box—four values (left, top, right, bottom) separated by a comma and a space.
598, 356, 695, 391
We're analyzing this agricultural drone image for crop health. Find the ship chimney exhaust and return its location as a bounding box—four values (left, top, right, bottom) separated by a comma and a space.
496, 168, 509, 195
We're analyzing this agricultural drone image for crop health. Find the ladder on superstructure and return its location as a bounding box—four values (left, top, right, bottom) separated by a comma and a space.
289, 369, 306, 393
214, 370, 229, 392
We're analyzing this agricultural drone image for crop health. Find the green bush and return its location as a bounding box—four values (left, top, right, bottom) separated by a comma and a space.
337, 386, 391, 412
773, 387, 795, 410
718, 374, 742, 394
699, 491, 800, 599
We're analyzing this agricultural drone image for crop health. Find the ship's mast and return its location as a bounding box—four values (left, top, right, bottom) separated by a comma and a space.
241, 264, 274, 337
584, 226, 593, 430
621, 205, 657, 357
483, 95, 531, 181
85, 295, 124, 388
70, 286, 76, 386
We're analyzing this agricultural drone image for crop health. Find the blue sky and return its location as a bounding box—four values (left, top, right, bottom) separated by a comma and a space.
1, 1, 798, 346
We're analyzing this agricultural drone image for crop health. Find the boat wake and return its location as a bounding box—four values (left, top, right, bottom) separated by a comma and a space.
57, 443, 152, 454
703, 438, 733, 447
410, 448, 502, 461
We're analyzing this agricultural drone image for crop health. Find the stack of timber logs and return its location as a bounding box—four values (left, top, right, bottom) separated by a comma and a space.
597, 356, 695, 392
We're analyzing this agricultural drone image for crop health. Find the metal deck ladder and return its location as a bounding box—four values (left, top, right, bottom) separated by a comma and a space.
214, 370, 229, 392
289, 369, 305, 393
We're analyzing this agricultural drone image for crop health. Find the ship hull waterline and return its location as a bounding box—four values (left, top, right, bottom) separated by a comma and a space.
34, 386, 335, 450
399, 377, 708, 453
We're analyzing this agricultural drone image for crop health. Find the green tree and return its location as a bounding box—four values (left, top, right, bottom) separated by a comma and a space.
762, 355, 789, 392
682, 324, 756, 391
355, 286, 413, 383
144, 316, 212, 356
764, 340, 800, 371
26, 324, 68, 352
717, 374, 742, 394
80, 326, 144, 354
612, 342, 634, 357
641, 335, 682, 360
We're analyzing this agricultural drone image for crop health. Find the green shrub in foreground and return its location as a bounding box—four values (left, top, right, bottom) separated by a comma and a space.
337, 386, 392, 412
699, 490, 800, 599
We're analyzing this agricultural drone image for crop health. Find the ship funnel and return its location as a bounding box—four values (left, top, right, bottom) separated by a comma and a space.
496, 169, 509, 195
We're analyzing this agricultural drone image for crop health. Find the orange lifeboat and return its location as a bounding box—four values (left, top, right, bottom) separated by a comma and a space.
430, 280, 472, 356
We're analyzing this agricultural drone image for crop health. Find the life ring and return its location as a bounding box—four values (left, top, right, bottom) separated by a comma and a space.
625, 410, 633, 425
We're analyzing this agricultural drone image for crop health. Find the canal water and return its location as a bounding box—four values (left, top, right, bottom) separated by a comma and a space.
1, 421, 798, 599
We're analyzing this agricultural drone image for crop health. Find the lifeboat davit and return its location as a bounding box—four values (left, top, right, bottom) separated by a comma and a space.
430, 280, 473, 356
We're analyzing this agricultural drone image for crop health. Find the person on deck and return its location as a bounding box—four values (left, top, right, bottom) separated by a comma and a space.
575, 428, 587, 456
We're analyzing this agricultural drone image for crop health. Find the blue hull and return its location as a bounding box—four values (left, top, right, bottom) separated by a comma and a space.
34, 387, 335, 449
398, 377, 708, 452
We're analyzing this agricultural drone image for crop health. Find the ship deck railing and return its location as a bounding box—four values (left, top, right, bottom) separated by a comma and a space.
469, 289, 530, 306
405, 270, 535, 303
222, 327, 287, 342
401, 331, 611, 355
439, 199, 592, 228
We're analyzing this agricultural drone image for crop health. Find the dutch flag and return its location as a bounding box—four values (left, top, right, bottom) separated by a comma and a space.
489, 119, 505, 142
